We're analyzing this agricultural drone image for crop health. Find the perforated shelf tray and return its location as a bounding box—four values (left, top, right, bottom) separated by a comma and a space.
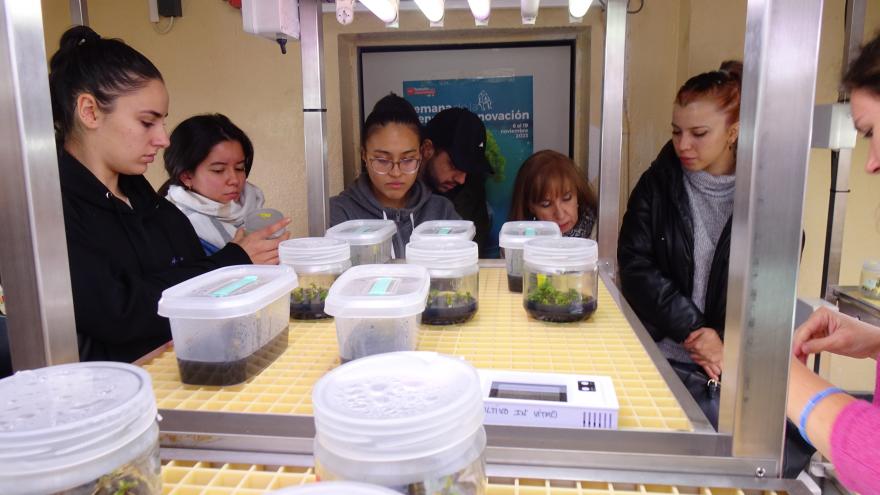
161, 461, 787, 495
143, 267, 691, 431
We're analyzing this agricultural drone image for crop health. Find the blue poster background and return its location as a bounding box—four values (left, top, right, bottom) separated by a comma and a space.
403, 76, 534, 257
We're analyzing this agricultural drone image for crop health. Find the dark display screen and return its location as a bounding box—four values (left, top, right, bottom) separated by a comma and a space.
489, 381, 567, 402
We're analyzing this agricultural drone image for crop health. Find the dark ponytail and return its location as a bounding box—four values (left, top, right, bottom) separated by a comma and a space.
48, 26, 163, 143
360, 93, 422, 172
675, 60, 743, 125
843, 32, 880, 95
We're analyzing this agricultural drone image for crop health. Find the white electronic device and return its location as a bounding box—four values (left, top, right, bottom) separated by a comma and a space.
478, 369, 619, 430
242, 0, 300, 42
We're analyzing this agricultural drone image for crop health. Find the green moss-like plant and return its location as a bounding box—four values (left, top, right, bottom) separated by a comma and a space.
526, 278, 581, 307
292, 283, 329, 304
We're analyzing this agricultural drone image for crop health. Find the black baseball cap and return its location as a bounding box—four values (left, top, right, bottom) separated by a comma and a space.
425, 108, 493, 175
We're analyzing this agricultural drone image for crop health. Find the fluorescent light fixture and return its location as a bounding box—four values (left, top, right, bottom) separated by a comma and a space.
467, 0, 490, 25
568, 0, 592, 19
414, 0, 444, 24
359, 0, 398, 24
521, 0, 539, 24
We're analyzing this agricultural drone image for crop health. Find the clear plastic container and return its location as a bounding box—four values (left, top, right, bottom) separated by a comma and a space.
158, 265, 298, 385
406, 239, 479, 325
325, 219, 397, 266
312, 352, 486, 495
523, 238, 598, 323
280, 237, 352, 320
860, 260, 880, 300
324, 264, 429, 363
266, 482, 400, 494
0, 362, 160, 495
498, 221, 561, 293
244, 208, 287, 239
410, 220, 476, 243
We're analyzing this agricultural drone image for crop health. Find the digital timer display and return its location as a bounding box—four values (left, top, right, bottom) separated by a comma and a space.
489, 381, 567, 402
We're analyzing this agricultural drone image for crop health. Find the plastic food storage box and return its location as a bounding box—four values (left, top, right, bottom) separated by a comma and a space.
406, 239, 479, 325
312, 352, 487, 494
0, 362, 161, 495
158, 265, 298, 386
498, 221, 561, 293
325, 219, 397, 265
410, 220, 476, 243
323, 264, 429, 362
280, 237, 351, 320
523, 237, 599, 322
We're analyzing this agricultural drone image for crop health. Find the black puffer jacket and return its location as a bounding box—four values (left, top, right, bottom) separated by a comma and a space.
617, 141, 730, 343
59, 151, 251, 362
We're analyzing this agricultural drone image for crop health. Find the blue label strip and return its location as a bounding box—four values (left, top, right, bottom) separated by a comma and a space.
211, 275, 259, 297
368, 277, 394, 296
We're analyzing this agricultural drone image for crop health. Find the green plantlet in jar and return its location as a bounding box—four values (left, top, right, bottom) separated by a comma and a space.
292, 283, 329, 304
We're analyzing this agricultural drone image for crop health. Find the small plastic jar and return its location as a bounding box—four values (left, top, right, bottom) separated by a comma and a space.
312, 352, 486, 495
323, 264, 429, 363
266, 482, 399, 494
280, 237, 352, 319
0, 362, 161, 495
860, 260, 880, 300
410, 220, 476, 243
406, 239, 479, 325
325, 219, 397, 266
523, 237, 598, 322
158, 265, 298, 386
498, 221, 561, 293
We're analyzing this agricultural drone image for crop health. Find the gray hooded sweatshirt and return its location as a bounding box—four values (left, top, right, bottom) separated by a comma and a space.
329, 173, 460, 257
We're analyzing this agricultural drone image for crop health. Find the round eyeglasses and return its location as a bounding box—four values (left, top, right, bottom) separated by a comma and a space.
367, 156, 421, 175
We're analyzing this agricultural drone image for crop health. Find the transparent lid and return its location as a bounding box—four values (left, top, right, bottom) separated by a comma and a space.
410, 220, 475, 243
324, 264, 429, 318
280, 237, 351, 266
312, 352, 483, 459
863, 260, 880, 273
325, 220, 397, 246
498, 221, 561, 248
158, 265, 298, 319
0, 362, 156, 482
244, 208, 286, 239
406, 240, 478, 270
266, 482, 399, 494
524, 237, 598, 269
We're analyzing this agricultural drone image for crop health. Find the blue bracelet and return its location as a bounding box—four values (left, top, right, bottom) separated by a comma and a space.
798, 386, 845, 447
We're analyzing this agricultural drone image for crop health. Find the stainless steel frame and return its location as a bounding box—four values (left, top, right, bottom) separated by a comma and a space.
68, 0, 88, 25
596, 0, 626, 271
0, 0, 78, 369
720, 0, 824, 476
300, 0, 331, 236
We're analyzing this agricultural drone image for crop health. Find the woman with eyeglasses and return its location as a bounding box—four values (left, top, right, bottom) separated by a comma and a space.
329, 93, 459, 256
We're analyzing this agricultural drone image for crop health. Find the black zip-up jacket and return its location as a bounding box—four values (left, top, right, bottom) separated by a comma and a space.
59, 151, 251, 362
617, 141, 730, 343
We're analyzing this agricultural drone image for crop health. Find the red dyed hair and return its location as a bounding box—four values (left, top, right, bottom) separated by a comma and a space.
675, 60, 743, 125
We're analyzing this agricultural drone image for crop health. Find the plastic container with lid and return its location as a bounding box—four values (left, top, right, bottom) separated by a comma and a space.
498, 221, 562, 293
523, 237, 598, 322
0, 362, 160, 495
158, 265, 298, 385
325, 219, 397, 266
410, 220, 476, 243
280, 237, 351, 320
323, 264, 429, 363
861, 260, 880, 300
265, 481, 399, 494
244, 207, 288, 239
406, 239, 479, 325
312, 352, 487, 494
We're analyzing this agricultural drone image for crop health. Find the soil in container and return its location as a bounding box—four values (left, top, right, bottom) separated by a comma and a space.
422, 290, 478, 325
177, 327, 289, 386
525, 279, 596, 323
507, 274, 523, 293
291, 283, 331, 320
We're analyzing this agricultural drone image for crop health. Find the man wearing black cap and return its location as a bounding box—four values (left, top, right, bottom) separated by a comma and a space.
421, 108, 493, 256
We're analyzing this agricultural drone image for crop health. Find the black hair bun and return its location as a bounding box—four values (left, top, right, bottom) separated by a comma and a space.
58, 25, 101, 53
719, 60, 743, 81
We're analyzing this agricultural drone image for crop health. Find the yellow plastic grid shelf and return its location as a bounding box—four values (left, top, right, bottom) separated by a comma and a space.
161, 461, 786, 495
144, 268, 691, 431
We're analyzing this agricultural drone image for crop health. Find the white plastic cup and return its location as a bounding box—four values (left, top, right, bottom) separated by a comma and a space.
860, 260, 880, 300
312, 352, 487, 494
498, 221, 561, 293
406, 239, 479, 325
280, 237, 352, 319
523, 238, 599, 322
325, 220, 397, 265
323, 264, 429, 362
0, 362, 160, 495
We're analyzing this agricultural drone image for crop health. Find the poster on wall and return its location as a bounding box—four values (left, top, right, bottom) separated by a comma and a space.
403, 76, 534, 257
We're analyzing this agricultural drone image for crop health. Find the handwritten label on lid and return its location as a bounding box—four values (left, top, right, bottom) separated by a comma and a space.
211, 276, 259, 297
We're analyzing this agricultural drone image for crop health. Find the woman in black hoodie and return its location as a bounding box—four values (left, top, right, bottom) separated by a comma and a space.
329, 94, 459, 256
48, 26, 289, 362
